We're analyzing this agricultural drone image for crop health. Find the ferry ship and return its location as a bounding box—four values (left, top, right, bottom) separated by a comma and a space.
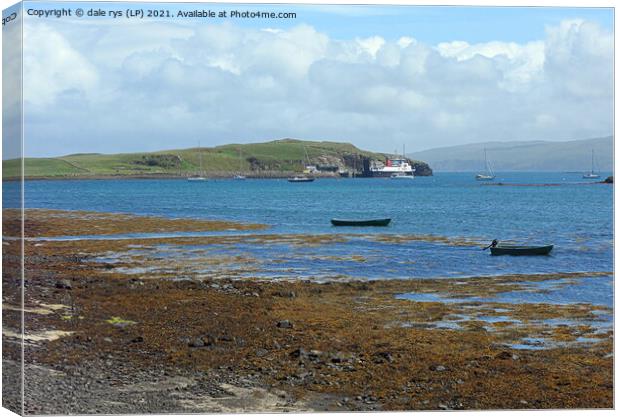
369, 158, 415, 178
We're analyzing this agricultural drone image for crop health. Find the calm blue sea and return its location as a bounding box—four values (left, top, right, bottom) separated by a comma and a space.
3, 172, 614, 286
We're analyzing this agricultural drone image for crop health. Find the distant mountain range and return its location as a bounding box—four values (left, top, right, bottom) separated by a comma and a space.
408, 136, 613, 172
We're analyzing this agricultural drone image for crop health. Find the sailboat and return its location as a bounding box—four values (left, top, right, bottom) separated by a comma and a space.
582, 149, 600, 179
288, 144, 315, 182
233, 147, 246, 180
187, 143, 207, 181
475, 148, 495, 181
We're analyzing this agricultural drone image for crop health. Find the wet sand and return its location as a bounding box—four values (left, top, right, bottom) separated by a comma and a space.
2, 209, 613, 413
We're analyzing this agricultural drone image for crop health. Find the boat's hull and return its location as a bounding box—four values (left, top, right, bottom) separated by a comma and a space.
369, 171, 414, 178
331, 218, 391, 227
490, 245, 553, 256
288, 177, 315, 183
583, 174, 600, 179
476, 175, 495, 181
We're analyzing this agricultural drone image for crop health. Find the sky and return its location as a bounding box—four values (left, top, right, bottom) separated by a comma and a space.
2, 1, 614, 158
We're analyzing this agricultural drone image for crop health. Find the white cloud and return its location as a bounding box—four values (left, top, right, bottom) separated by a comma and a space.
355, 36, 386, 58
436, 39, 545, 90
544, 19, 613, 99
397, 36, 415, 49
24, 23, 99, 107
261, 28, 283, 34
21, 18, 613, 157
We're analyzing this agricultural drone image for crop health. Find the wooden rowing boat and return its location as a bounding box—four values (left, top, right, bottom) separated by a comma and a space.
331, 218, 391, 227
490, 244, 553, 256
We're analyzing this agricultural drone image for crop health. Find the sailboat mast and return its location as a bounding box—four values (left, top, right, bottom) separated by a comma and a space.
187, 141, 207, 181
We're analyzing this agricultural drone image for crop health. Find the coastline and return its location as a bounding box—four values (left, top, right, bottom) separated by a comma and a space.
2, 172, 336, 182
1, 173, 399, 181
1, 172, 608, 183
2, 209, 613, 413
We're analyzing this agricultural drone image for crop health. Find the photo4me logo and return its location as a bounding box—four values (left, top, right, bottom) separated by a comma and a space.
229, 10, 296, 19
178, 9, 296, 19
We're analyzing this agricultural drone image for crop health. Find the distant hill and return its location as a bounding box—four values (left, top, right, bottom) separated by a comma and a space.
408, 136, 613, 172
3, 138, 432, 179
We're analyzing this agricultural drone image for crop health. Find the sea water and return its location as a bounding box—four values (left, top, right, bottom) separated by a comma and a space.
3, 172, 613, 286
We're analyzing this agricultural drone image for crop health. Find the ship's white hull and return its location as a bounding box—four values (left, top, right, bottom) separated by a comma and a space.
390, 173, 414, 179
371, 171, 414, 177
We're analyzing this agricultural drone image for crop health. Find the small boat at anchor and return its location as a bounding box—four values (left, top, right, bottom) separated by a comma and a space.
288, 176, 315, 183
485, 240, 553, 256
233, 148, 246, 180
476, 148, 495, 181
331, 218, 391, 227
188, 141, 207, 181
582, 149, 600, 179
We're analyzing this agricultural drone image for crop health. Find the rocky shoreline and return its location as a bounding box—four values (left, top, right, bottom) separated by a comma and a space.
3, 169, 434, 182
2, 210, 613, 413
